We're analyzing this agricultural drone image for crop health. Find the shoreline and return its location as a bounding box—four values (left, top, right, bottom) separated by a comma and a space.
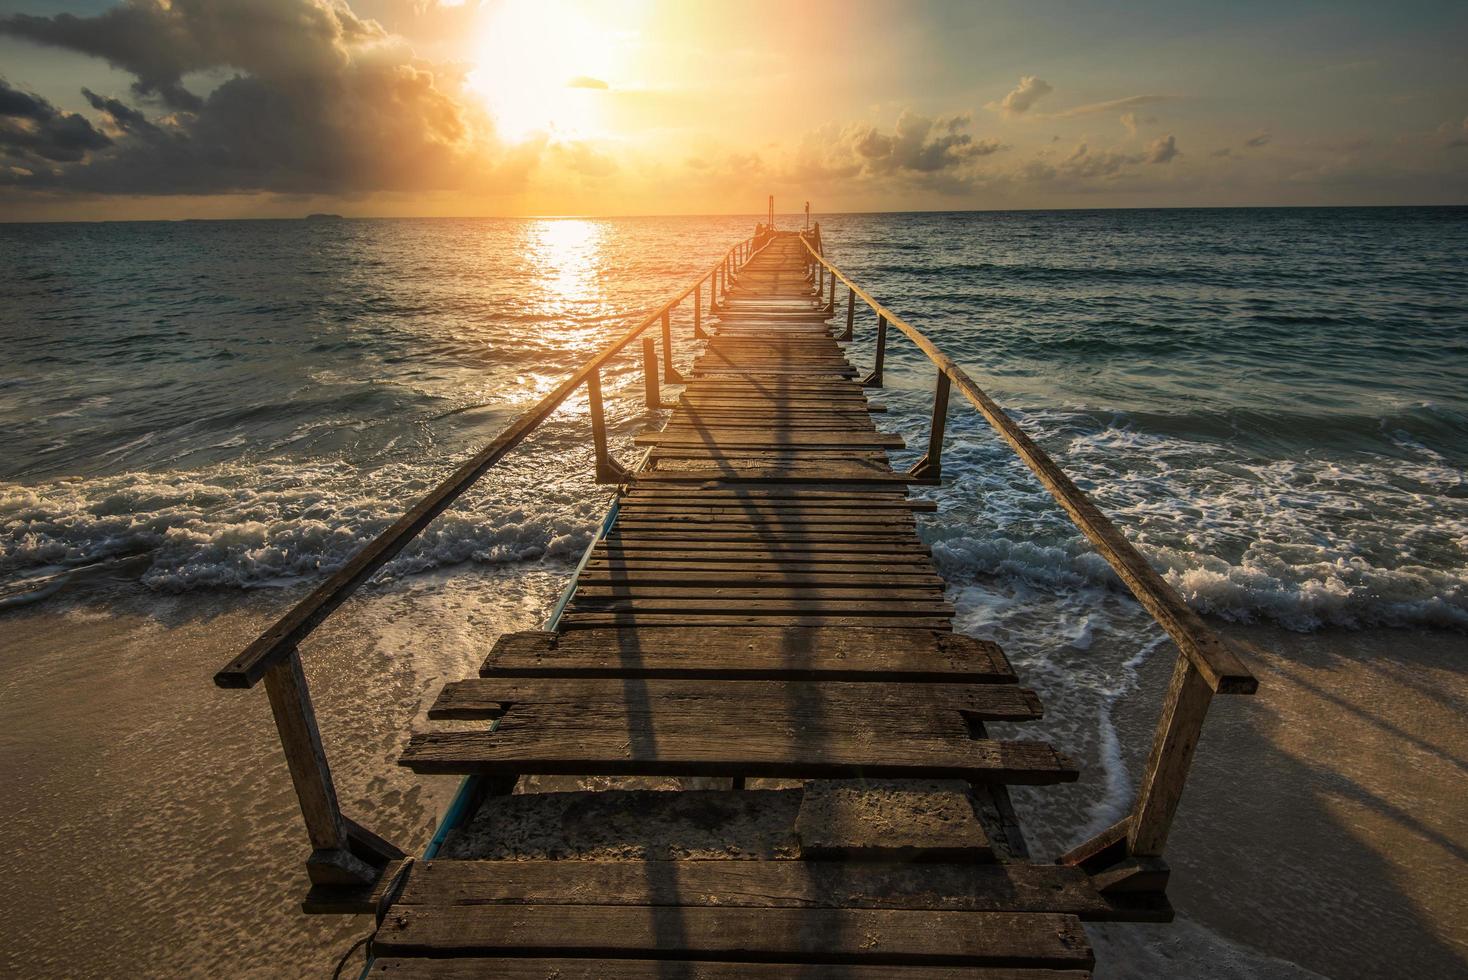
0, 578, 1463, 977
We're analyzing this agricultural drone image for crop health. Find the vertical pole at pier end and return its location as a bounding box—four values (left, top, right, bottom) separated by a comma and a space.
661, 309, 683, 383
862, 315, 887, 387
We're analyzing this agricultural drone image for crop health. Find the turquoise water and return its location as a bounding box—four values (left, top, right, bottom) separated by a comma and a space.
3, 208, 1464, 629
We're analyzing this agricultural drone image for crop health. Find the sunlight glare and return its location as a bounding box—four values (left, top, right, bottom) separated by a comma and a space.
467, 0, 624, 143
529, 218, 606, 310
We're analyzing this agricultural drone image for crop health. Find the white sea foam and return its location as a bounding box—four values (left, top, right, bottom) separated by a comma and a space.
1, 457, 610, 592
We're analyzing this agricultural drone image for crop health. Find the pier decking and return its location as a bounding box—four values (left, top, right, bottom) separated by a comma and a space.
215, 213, 1255, 977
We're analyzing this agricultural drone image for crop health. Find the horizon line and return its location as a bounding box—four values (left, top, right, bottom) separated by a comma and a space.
4, 201, 1467, 225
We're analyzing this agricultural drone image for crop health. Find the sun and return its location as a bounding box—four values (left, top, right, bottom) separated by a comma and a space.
466, 0, 621, 143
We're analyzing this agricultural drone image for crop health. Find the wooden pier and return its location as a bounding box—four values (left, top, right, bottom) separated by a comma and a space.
215, 209, 1256, 977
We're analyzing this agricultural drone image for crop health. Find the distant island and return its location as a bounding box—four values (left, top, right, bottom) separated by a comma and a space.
304, 213, 344, 221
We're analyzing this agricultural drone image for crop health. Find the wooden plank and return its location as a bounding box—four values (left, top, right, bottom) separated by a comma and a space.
559, 614, 956, 630
373, 905, 1093, 967
574, 587, 945, 602
371, 961, 1095, 980
616, 505, 921, 517
567, 599, 955, 617
578, 571, 942, 587
386, 858, 1122, 918
479, 628, 1014, 682
614, 514, 916, 528
399, 722, 1078, 783
640, 470, 937, 486
636, 432, 907, 448
591, 548, 933, 564
598, 541, 932, 555
429, 679, 1042, 721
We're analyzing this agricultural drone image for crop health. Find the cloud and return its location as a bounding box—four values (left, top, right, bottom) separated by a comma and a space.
1120, 112, 1158, 137
0, 78, 112, 163
1050, 94, 1174, 119
1245, 131, 1271, 148
1147, 134, 1179, 164
566, 75, 608, 90
1041, 134, 1178, 180
990, 76, 1052, 116
849, 111, 1002, 174
0, 0, 514, 196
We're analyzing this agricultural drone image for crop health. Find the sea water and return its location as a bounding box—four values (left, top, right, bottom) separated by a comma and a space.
1, 208, 1465, 975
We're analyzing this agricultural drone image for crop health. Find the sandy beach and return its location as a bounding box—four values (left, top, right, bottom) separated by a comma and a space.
1, 571, 1462, 978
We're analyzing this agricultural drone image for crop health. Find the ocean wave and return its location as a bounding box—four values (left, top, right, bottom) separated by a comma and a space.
932, 532, 1468, 632
0, 459, 609, 593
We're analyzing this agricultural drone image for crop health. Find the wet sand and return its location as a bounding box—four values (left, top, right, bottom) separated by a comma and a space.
0, 580, 1463, 978
0, 568, 567, 978
1086, 623, 1468, 979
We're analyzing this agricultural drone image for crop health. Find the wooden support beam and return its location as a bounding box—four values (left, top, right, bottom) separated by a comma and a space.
660, 310, 683, 383
909, 370, 951, 480
694, 281, 705, 339
263, 649, 377, 885
1127, 655, 1214, 856
843, 288, 855, 341
862, 315, 887, 388
587, 368, 632, 485
641, 337, 659, 410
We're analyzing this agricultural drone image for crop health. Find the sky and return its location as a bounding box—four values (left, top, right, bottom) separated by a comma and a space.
0, 0, 1465, 220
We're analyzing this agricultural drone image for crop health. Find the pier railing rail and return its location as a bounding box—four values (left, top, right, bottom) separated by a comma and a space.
213, 229, 769, 888
797, 228, 1256, 879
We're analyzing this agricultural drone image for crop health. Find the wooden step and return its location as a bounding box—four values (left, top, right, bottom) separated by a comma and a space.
478, 628, 1014, 682
399, 714, 1077, 782
371, 959, 1094, 979
428, 678, 1042, 722
372, 905, 1092, 968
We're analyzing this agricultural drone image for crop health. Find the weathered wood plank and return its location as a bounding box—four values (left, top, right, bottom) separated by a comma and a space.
370, 961, 1096, 979
559, 614, 956, 630
384, 858, 1132, 918
372, 905, 1093, 967
479, 628, 1014, 681
429, 679, 1042, 721
400, 721, 1078, 783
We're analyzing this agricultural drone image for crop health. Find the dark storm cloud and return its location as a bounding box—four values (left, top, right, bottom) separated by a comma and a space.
0, 0, 502, 196
0, 0, 385, 109
0, 78, 111, 164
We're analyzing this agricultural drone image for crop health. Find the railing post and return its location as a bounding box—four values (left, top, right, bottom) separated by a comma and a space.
862, 314, 887, 387
842, 287, 855, 341
263, 649, 377, 886
1128, 655, 1214, 856
827, 266, 836, 311
642, 337, 661, 409
694, 281, 705, 339
909, 370, 951, 480
588, 367, 632, 484
661, 309, 683, 383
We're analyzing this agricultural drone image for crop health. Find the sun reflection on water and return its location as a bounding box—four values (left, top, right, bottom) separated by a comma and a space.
528, 218, 607, 310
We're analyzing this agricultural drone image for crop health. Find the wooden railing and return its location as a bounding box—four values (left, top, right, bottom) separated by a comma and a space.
798, 231, 1256, 879
213, 230, 766, 889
